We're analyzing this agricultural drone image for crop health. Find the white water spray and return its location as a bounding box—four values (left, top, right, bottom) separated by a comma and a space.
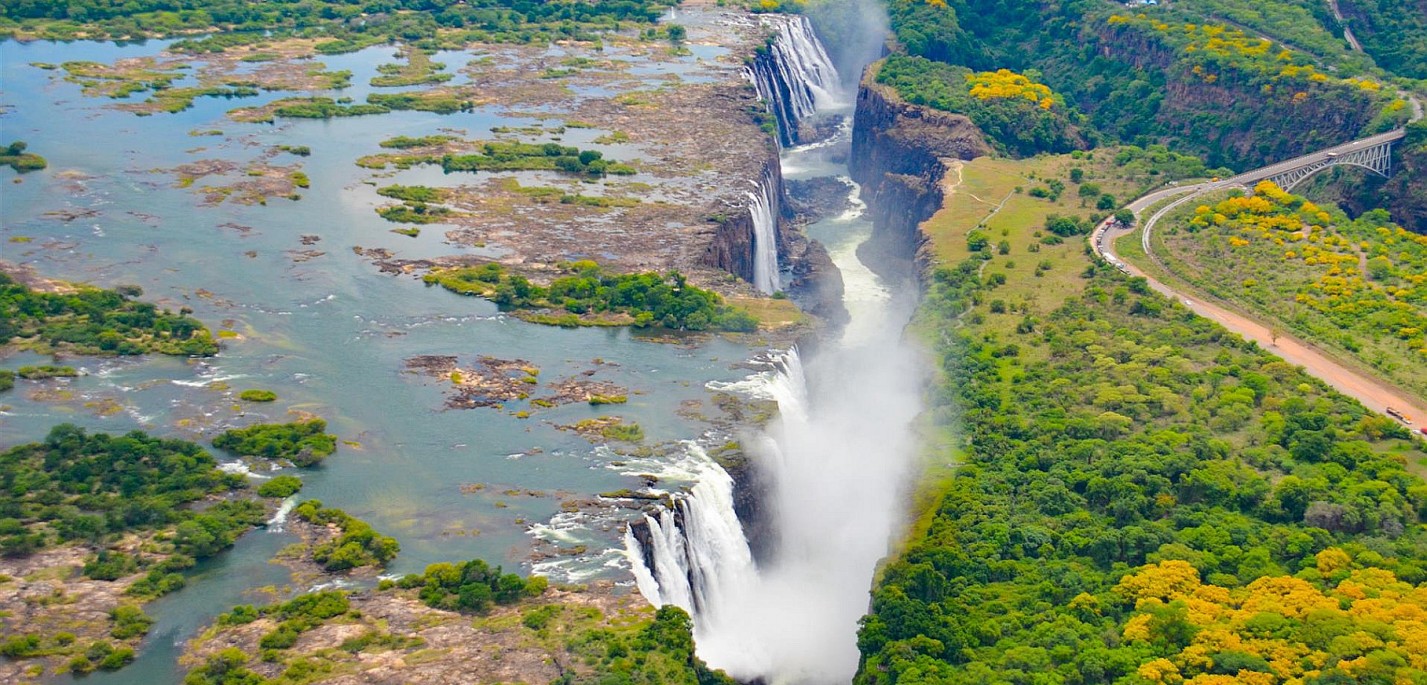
769, 15, 844, 117
751, 14, 845, 146
629, 9, 918, 682
749, 172, 782, 294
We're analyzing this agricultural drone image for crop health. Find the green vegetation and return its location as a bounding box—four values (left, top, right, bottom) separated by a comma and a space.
0, 272, 218, 356
390, 227, 421, 238
376, 185, 446, 203
271, 97, 390, 120
238, 389, 277, 402
0, 424, 261, 562
874, 56, 1080, 157
600, 421, 645, 442
363, 141, 635, 174
187, 576, 729, 684
365, 91, 473, 114
1, 0, 675, 49
0, 369, 13, 392
291, 500, 399, 571
376, 202, 453, 224
211, 420, 337, 467
423, 261, 759, 332
276, 145, 310, 157
449, 142, 634, 175
855, 150, 1427, 683
371, 48, 451, 87
860, 260, 1427, 683
256, 475, 303, 499
55, 61, 261, 114
0, 140, 46, 172
392, 558, 545, 613
16, 364, 78, 379
877, 0, 1406, 169
1339, 0, 1427, 79
379, 135, 454, 149
1156, 181, 1427, 401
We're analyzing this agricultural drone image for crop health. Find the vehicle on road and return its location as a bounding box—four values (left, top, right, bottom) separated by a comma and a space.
1387, 407, 1412, 424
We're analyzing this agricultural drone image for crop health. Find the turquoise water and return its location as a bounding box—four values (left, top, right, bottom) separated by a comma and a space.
1, 35, 766, 683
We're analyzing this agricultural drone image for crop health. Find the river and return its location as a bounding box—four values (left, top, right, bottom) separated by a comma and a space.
0, 33, 775, 683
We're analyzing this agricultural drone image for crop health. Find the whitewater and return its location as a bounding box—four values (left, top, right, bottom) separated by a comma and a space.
626, 10, 926, 681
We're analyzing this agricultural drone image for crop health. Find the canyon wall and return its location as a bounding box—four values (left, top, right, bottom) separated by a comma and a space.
849, 67, 992, 272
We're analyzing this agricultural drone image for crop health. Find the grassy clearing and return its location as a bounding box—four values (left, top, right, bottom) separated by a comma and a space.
725, 295, 806, 330
918, 151, 1144, 348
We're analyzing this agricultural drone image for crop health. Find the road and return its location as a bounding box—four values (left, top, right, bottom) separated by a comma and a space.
1326, 0, 1364, 52
1090, 167, 1427, 437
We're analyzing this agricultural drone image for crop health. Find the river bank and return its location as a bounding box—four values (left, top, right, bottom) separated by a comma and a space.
0, 6, 856, 683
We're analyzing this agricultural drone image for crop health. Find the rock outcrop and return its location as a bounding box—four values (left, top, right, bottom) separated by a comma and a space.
849, 65, 992, 274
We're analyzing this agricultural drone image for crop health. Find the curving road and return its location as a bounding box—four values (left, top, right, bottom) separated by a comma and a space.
1091, 128, 1427, 436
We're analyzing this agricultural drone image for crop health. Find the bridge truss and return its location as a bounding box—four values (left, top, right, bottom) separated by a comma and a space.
1267, 139, 1395, 190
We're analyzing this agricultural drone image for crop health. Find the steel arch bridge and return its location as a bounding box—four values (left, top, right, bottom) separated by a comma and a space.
1265, 138, 1396, 190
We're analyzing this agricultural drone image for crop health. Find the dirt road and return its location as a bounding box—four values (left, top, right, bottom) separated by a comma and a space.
1095, 219, 1427, 437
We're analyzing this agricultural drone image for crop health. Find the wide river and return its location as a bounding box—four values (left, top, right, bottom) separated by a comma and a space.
0, 34, 780, 682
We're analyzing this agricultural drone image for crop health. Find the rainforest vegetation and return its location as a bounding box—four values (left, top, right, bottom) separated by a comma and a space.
0, 272, 218, 356
424, 261, 760, 332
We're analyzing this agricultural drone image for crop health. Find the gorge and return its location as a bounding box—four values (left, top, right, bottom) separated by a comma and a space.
626, 14, 928, 684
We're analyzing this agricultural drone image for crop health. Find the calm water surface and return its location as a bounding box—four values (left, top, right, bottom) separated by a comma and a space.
1, 36, 766, 682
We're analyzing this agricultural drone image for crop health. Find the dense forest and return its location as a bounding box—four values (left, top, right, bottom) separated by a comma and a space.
1338, 0, 1427, 79
211, 420, 338, 467
0, 272, 218, 356
874, 0, 1407, 169
0, 424, 257, 559
873, 56, 1082, 157
857, 261, 1427, 683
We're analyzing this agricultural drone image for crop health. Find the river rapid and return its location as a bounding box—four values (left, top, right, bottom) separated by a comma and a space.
626, 70, 927, 685
1, 7, 919, 683
0, 32, 776, 683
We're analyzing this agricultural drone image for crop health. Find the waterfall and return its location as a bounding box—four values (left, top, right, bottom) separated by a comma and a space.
266, 494, 298, 533
748, 171, 782, 294
622, 442, 759, 619
751, 15, 843, 146
628, 9, 920, 682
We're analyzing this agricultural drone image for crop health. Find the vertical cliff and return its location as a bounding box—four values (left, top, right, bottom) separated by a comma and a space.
849, 65, 993, 272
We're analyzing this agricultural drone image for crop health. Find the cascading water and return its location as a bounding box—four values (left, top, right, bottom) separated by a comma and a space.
749, 170, 782, 295
750, 14, 844, 146
628, 10, 923, 683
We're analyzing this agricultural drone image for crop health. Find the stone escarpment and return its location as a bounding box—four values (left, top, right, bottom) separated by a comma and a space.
849, 66, 993, 277
701, 144, 846, 322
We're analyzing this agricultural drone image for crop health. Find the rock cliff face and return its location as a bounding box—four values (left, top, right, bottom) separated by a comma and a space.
702, 155, 789, 285
701, 154, 847, 318
849, 68, 992, 272
1087, 23, 1385, 171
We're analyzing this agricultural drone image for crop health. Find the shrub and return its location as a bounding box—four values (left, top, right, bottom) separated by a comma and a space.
257, 475, 303, 498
